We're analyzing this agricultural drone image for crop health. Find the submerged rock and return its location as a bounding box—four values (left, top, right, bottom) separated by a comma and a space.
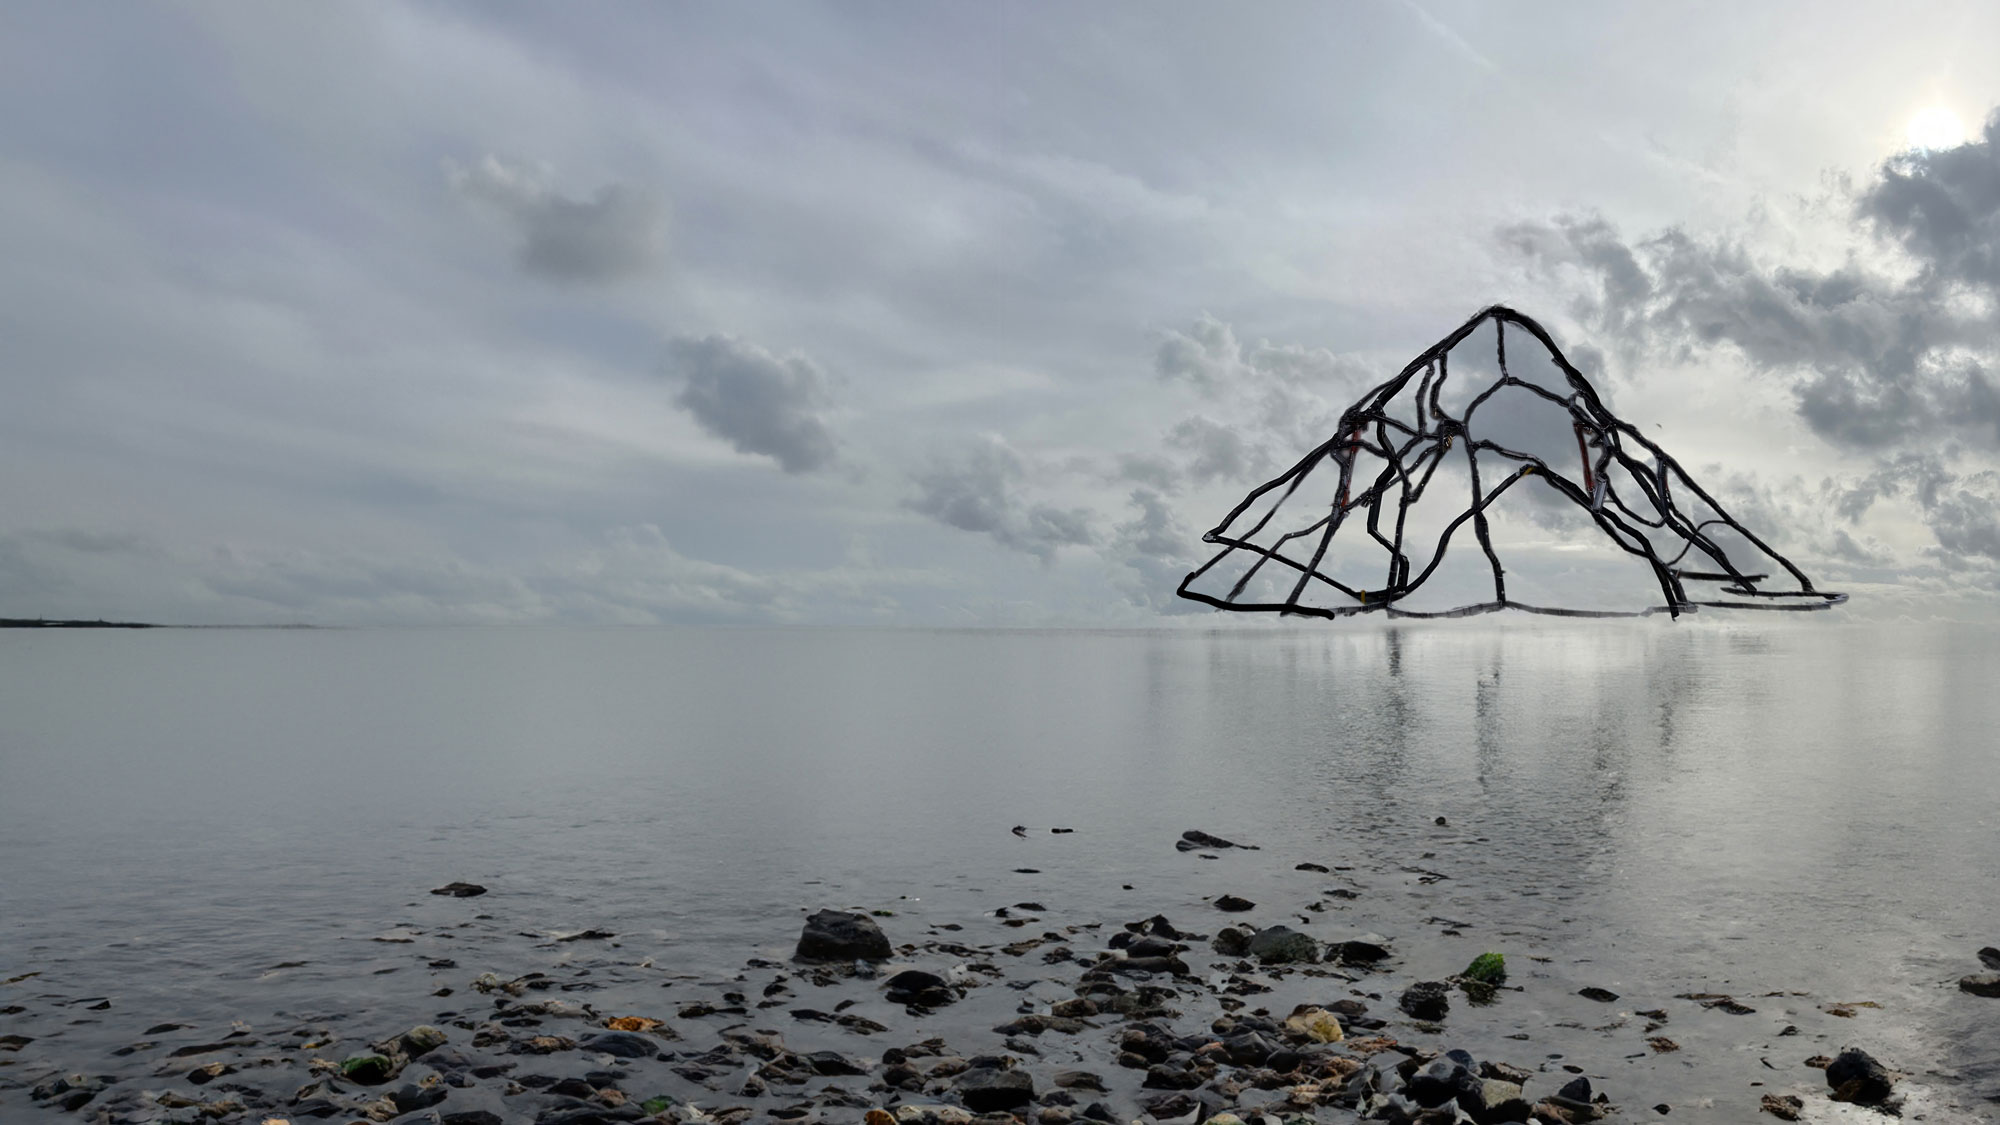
431, 882, 488, 897
1178, 830, 1253, 851
795, 909, 892, 962
1825, 1048, 1895, 1104
885, 969, 956, 1007
1212, 926, 1254, 957
957, 1064, 1035, 1112
1213, 895, 1256, 913
1247, 925, 1318, 964
1399, 982, 1451, 1022
1958, 972, 2000, 997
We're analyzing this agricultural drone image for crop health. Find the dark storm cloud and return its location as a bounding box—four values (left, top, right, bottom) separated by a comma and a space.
907, 436, 1095, 563
451, 156, 666, 283
667, 335, 839, 474
1861, 111, 2000, 292
1503, 112, 2000, 455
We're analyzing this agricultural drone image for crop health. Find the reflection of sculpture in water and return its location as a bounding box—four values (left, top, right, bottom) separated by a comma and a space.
1178, 306, 1847, 619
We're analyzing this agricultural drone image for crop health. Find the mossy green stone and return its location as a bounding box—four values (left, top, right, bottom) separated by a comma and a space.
642, 1095, 677, 1114
1463, 951, 1506, 984
339, 1054, 395, 1085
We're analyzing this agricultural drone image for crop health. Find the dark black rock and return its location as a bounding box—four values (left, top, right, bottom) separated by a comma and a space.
1406, 1058, 1481, 1110
1577, 987, 1620, 1003
795, 909, 892, 962
1247, 925, 1318, 964
1958, 973, 2000, 997
1295, 862, 1330, 873
1331, 939, 1391, 964
957, 1066, 1034, 1112
1081, 1103, 1116, 1123
806, 1050, 868, 1076
1399, 981, 1451, 1022
1214, 895, 1255, 912
1178, 830, 1243, 851
443, 1114, 506, 1125
1222, 1031, 1275, 1066
1825, 1048, 1894, 1104
550, 1077, 597, 1098
431, 882, 488, 898
1212, 926, 1254, 957
391, 1083, 448, 1113
579, 1032, 655, 1059
1145, 915, 1183, 939
1556, 1077, 1592, 1102
885, 969, 955, 1006
1142, 1063, 1203, 1090
1103, 955, 1189, 977
1980, 946, 2000, 971
1127, 936, 1178, 958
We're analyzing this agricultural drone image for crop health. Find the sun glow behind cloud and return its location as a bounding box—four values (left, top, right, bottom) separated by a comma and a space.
1906, 105, 1969, 151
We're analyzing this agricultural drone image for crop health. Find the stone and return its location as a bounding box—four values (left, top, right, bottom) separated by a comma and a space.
1405, 1058, 1481, 1110
1759, 1094, 1804, 1121
1824, 1048, 1894, 1104
1212, 927, 1254, 957
1577, 987, 1619, 1003
390, 1083, 447, 1113
1248, 926, 1318, 964
1555, 1077, 1591, 1102
442, 1114, 506, 1125
431, 882, 488, 897
340, 1054, 398, 1085
580, 1031, 657, 1058
1214, 894, 1256, 912
1295, 863, 1330, 873
1462, 952, 1506, 984
1331, 939, 1391, 965
1178, 830, 1249, 851
806, 1050, 868, 1076
1052, 1070, 1106, 1092
1958, 973, 2000, 997
796, 909, 892, 962
886, 970, 956, 1006
1399, 982, 1450, 1022
1127, 936, 1178, 958
1980, 946, 2000, 970
957, 1066, 1035, 1113
1281, 1007, 1344, 1043
1475, 1079, 1529, 1123
383, 1024, 449, 1059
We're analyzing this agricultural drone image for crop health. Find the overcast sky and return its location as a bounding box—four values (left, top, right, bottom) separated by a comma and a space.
4, 2, 2000, 625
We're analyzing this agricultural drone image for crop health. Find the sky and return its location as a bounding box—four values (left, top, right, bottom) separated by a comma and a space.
4, 2, 2000, 625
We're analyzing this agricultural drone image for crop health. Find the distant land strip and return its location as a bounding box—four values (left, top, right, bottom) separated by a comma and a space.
0, 618, 323, 629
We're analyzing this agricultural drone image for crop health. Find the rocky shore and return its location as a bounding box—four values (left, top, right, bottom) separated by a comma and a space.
1, 830, 1968, 1124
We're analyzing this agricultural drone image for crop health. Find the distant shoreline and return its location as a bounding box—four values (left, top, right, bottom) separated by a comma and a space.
0, 618, 322, 629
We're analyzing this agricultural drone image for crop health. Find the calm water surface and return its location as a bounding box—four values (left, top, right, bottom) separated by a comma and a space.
2, 622, 1997, 1119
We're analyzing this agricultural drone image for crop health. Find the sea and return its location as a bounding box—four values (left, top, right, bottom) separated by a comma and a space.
3, 621, 1998, 1121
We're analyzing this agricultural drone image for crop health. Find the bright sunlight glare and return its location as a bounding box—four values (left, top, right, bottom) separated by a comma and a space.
1906, 105, 1969, 151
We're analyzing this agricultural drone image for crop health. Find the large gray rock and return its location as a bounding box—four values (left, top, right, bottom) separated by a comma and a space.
1247, 925, 1319, 965
795, 909, 892, 962
957, 1065, 1034, 1112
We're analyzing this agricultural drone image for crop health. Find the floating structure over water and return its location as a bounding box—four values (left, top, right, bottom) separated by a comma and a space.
1178, 306, 1846, 619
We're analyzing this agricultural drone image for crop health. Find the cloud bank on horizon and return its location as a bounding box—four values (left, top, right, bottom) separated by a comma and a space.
3, 2, 1999, 624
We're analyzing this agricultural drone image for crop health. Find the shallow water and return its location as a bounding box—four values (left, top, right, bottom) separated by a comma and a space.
3, 621, 1998, 1120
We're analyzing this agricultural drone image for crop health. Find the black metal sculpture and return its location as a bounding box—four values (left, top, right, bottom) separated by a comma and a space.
1177, 306, 1845, 619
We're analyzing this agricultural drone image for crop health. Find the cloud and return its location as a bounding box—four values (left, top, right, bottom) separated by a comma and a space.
666, 334, 839, 473
1111, 488, 1204, 614
450, 155, 666, 282
1861, 111, 2000, 293
908, 435, 1095, 562
1502, 114, 2000, 455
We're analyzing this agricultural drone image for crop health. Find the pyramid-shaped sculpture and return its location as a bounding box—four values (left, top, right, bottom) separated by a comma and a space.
1177, 306, 1845, 619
